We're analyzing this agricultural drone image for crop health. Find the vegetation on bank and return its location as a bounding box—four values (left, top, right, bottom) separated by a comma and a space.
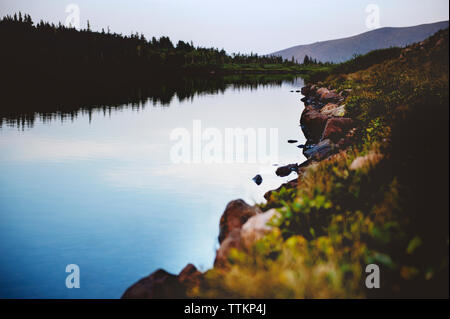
195, 29, 449, 298
300, 47, 403, 82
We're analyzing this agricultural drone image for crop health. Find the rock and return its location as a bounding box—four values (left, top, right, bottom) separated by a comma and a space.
321, 104, 346, 117
287, 139, 298, 143
218, 199, 261, 243
122, 269, 185, 299
303, 139, 334, 160
321, 117, 354, 142
322, 91, 342, 103
252, 174, 263, 185
332, 105, 346, 117
349, 153, 383, 171
301, 84, 313, 95
300, 106, 330, 143
320, 103, 339, 114
241, 209, 280, 249
275, 164, 298, 177
320, 103, 346, 117
178, 264, 202, 288
316, 87, 329, 98
214, 229, 242, 268
122, 263, 202, 299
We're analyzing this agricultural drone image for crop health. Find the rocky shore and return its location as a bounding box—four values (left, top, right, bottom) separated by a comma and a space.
121, 82, 357, 299
123, 29, 449, 298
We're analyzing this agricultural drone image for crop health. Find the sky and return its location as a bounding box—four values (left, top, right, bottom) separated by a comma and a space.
0, 0, 448, 54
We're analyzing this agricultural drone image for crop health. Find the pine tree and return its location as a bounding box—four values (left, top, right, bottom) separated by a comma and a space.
303, 55, 310, 65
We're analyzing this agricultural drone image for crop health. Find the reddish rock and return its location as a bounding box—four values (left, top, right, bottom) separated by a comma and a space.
122, 264, 202, 299
322, 91, 343, 103
178, 264, 202, 288
214, 229, 243, 268
316, 87, 329, 98
121, 269, 185, 299
300, 106, 330, 143
218, 199, 261, 243
321, 117, 354, 142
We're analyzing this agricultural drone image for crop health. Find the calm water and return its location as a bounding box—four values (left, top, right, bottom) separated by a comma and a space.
0, 77, 306, 298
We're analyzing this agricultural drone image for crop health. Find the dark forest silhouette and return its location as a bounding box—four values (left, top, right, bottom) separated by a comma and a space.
0, 13, 300, 128
0, 12, 295, 81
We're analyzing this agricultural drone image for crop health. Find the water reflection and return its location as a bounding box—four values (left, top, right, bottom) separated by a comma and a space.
0, 76, 305, 298
1, 74, 300, 129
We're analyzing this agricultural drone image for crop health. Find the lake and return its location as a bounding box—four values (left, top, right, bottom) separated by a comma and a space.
0, 76, 306, 298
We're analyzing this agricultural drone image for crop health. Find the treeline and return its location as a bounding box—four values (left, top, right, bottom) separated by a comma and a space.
301, 54, 332, 66
0, 12, 296, 87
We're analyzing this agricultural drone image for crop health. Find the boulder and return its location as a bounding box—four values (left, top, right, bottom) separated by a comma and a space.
319, 103, 346, 117
178, 263, 202, 288
316, 87, 329, 98
321, 104, 346, 117
241, 209, 280, 249
322, 91, 342, 103
214, 229, 242, 268
332, 105, 346, 117
303, 139, 334, 160
122, 264, 202, 299
321, 117, 354, 142
300, 106, 330, 143
275, 163, 298, 177
301, 84, 314, 95
320, 103, 339, 114
121, 269, 185, 299
218, 199, 261, 243
349, 153, 383, 171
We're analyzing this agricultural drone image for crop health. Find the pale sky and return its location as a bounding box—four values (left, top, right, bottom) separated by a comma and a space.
0, 0, 448, 54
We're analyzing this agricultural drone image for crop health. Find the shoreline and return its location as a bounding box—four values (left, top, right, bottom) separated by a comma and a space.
121, 80, 357, 299
122, 28, 449, 298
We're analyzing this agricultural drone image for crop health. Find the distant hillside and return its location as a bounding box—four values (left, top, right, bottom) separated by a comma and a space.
271, 20, 449, 63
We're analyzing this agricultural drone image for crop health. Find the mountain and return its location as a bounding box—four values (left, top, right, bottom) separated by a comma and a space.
271, 20, 449, 63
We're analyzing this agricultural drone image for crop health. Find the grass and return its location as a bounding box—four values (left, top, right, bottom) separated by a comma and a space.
221, 63, 330, 74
